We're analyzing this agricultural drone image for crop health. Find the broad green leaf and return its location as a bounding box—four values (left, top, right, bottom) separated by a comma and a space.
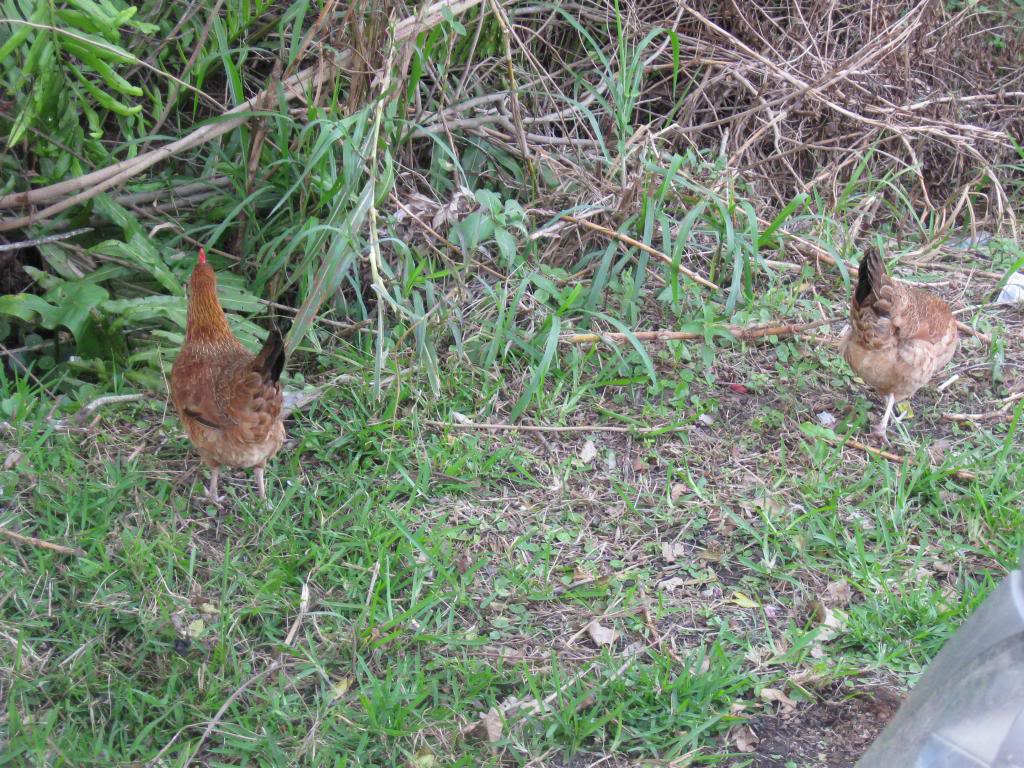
509, 315, 561, 421
494, 228, 517, 265
0, 3, 46, 63
42, 281, 109, 342
449, 212, 495, 254
69, 65, 141, 116
90, 233, 180, 295
0, 293, 58, 324
285, 179, 372, 357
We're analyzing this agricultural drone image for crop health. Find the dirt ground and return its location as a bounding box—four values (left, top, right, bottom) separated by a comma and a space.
726, 684, 904, 767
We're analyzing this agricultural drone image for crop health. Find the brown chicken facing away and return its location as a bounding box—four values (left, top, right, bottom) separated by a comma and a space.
171, 248, 286, 501
840, 248, 958, 440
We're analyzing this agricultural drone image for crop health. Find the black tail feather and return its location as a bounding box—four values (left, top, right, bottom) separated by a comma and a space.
855, 248, 886, 306
252, 324, 286, 384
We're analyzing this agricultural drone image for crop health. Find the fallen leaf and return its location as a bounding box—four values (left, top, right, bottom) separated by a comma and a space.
696, 547, 723, 562
790, 669, 828, 689
661, 541, 686, 562
810, 600, 847, 644
408, 750, 437, 768
579, 439, 597, 465
733, 725, 759, 753
330, 676, 352, 701
760, 687, 797, 713
3, 449, 22, 471
731, 591, 760, 609
623, 641, 645, 657
481, 707, 502, 744
823, 579, 852, 609
657, 576, 691, 593
745, 646, 768, 665
587, 621, 620, 647
927, 438, 952, 464
816, 411, 837, 428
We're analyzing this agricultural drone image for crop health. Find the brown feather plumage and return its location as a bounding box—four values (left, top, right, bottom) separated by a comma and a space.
171, 249, 286, 500
840, 248, 957, 438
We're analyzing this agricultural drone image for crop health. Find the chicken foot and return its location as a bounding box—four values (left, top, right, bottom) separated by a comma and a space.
254, 466, 267, 499
207, 466, 222, 503
872, 393, 897, 442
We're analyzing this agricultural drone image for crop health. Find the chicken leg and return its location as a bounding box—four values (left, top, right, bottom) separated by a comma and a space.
207, 466, 222, 502
254, 466, 267, 499
872, 393, 896, 442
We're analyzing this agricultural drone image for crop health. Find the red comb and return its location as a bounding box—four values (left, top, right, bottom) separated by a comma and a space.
198, 247, 206, 265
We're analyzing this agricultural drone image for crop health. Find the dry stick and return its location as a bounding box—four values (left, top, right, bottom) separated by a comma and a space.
0, 526, 85, 557
190, 580, 308, 765
50, 393, 146, 429
462, 657, 634, 736
0, 0, 485, 222
423, 419, 688, 435
834, 437, 978, 483
113, 177, 232, 207
0, 227, 93, 252
560, 214, 718, 291
942, 410, 1017, 424
955, 320, 992, 346
188, 661, 282, 765
141, 0, 226, 153
562, 317, 841, 345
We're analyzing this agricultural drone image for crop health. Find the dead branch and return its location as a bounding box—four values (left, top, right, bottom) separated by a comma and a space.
560, 214, 718, 290
830, 436, 977, 482
0, 0, 485, 232
955, 321, 992, 346
49, 393, 147, 429
423, 419, 689, 435
0, 526, 85, 557
0, 227, 93, 252
562, 317, 841, 345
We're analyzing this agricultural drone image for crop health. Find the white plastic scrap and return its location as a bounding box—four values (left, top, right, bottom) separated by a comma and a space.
997, 272, 1024, 305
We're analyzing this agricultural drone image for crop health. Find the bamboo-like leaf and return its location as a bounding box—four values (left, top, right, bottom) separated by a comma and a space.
284, 180, 373, 357
590, 311, 657, 385
509, 315, 561, 421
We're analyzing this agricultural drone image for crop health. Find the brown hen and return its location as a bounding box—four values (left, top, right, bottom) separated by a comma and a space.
840, 249, 957, 440
171, 248, 286, 500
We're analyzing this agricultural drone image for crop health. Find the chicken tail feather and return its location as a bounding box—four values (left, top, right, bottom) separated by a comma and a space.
854, 248, 890, 312
252, 325, 286, 384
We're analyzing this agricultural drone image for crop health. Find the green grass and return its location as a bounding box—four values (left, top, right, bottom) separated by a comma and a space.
1, 1, 1023, 765
2, 292, 1022, 765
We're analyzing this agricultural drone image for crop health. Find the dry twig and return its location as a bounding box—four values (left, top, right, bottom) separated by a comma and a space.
423, 419, 688, 435
560, 214, 718, 290
562, 317, 841, 345
0, 0, 486, 232
830, 436, 977, 482
0, 526, 85, 557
